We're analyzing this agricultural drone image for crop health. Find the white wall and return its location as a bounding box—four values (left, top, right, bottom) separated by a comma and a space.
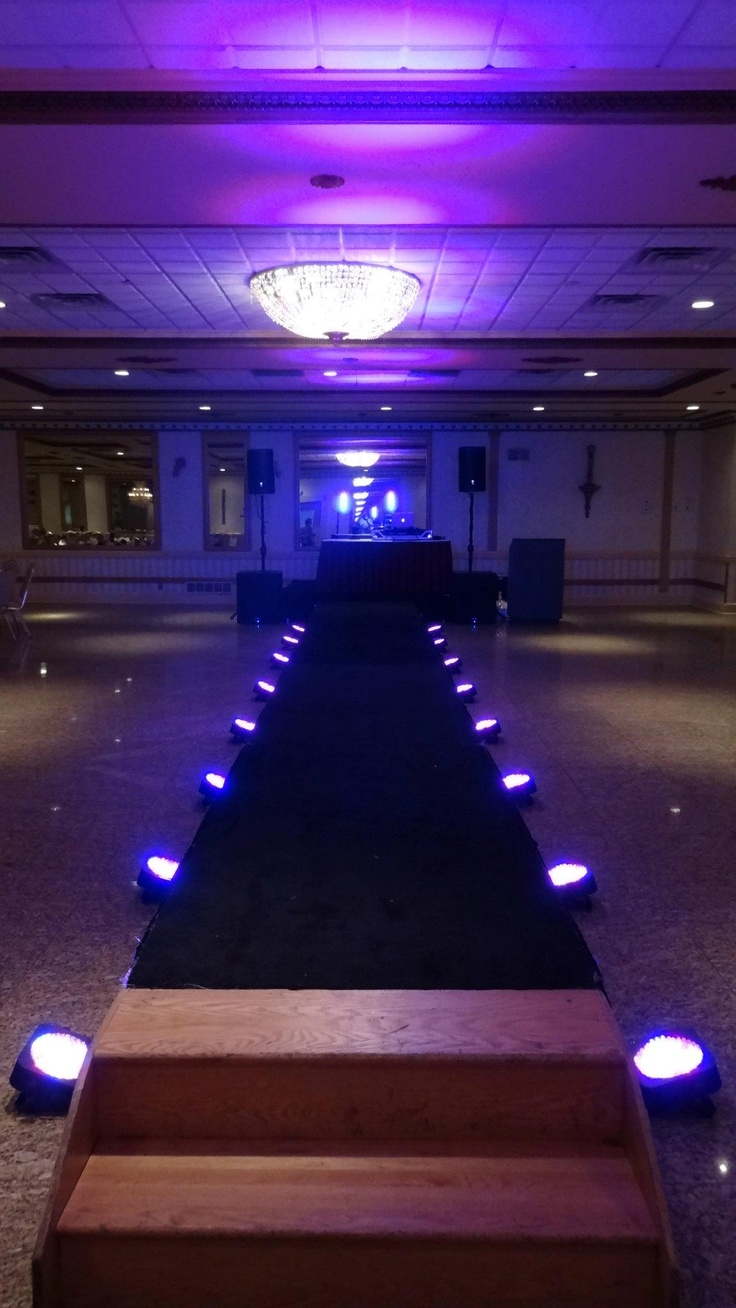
697, 424, 736, 557
157, 430, 203, 551
0, 431, 22, 549
84, 474, 109, 534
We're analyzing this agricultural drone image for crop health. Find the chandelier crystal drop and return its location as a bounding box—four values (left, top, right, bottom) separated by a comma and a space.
249, 262, 420, 341
127, 483, 153, 502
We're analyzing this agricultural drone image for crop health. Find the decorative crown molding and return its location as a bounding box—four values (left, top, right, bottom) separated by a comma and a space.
1, 88, 736, 125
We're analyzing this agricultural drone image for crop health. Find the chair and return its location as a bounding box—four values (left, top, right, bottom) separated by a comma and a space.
1, 563, 33, 639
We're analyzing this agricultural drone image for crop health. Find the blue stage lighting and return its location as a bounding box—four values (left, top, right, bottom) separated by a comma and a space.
547, 861, 597, 906
633, 1031, 721, 1114
137, 853, 180, 899
444, 655, 462, 672
10, 1025, 90, 1112
455, 682, 477, 702
502, 771, 537, 800
198, 771, 227, 802
253, 679, 276, 699
230, 717, 256, 741
475, 717, 501, 742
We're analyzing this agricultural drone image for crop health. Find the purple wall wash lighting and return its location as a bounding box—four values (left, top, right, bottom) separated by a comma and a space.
10, 1025, 91, 1112
230, 717, 256, 741
547, 861, 597, 906
138, 853, 180, 900
456, 682, 477, 701
633, 1032, 721, 1114
475, 718, 501, 741
199, 771, 227, 801
254, 680, 276, 699
502, 772, 537, 800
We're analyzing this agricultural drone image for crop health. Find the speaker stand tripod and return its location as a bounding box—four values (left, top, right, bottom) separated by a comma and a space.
466, 491, 475, 574
259, 493, 267, 572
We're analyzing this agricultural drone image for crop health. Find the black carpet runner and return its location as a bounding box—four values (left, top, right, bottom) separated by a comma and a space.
129, 602, 600, 990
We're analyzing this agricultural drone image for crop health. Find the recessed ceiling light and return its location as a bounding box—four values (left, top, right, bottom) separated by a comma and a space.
116, 450, 125, 456
0, 300, 6, 309
199, 404, 211, 411
114, 369, 130, 376
31, 404, 44, 410
75, 465, 83, 471
324, 370, 338, 377
584, 370, 598, 377
686, 404, 700, 411
533, 405, 545, 412
380, 405, 392, 411
219, 467, 226, 472
692, 299, 714, 310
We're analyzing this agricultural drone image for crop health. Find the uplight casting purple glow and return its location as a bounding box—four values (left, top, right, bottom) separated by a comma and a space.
548, 862, 588, 888
145, 855, 179, 882
456, 682, 477, 701
433, 636, 448, 649
634, 1035, 705, 1081
291, 624, 305, 634
475, 718, 501, 741
30, 1032, 88, 1082
230, 717, 256, 740
282, 634, 299, 646
272, 651, 290, 665
427, 624, 443, 634
254, 680, 276, 697
204, 772, 225, 790
503, 772, 532, 790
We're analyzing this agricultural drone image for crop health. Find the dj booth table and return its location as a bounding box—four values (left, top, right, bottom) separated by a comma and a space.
316, 538, 453, 599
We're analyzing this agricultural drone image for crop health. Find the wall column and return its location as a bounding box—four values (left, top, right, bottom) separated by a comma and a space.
0, 432, 23, 549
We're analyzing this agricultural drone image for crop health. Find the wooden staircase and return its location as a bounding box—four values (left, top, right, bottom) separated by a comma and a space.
34, 989, 677, 1308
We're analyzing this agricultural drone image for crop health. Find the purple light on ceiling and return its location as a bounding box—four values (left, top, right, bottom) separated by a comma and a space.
634, 1035, 705, 1081
30, 1031, 88, 1082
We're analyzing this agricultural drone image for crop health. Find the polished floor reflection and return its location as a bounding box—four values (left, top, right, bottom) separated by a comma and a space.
1, 603, 735, 1308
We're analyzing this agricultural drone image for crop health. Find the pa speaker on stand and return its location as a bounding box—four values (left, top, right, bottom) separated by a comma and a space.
458, 446, 486, 574
237, 448, 282, 623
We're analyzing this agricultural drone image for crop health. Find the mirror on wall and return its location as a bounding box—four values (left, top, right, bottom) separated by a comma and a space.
204, 437, 247, 548
297, 434, 429, 549
21, 433, 157, 548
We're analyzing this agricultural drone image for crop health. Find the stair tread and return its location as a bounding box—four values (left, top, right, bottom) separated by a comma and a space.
96, 989, 624, 1064
58, 1148, 658, 1243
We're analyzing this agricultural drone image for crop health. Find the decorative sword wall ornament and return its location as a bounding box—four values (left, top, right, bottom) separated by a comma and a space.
579, 444, 601, 518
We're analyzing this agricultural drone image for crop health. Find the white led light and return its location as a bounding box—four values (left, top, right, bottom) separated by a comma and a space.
533, 405, 545, 412
249, 263, 420, 341
336, 450, 380, 468
114, 369, 130, 376
584, 370, 598, 377
692, 299, 714, 310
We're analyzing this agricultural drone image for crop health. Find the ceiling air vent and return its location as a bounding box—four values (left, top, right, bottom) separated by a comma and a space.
0, 245, 67, 269
523, 355, 582, 364
632, 246, 730, 273
587, 293, 665, 310
117, 355, 177, 365
252, 368, 304, 377
31, 292, 117, 309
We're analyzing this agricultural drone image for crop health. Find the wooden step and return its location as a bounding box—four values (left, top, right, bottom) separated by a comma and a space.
56, 1144, 660, 1308
91, 988, 628, 1144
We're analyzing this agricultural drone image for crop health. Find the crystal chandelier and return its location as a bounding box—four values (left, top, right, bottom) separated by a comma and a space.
127, 482, 153, 502
249, 262, 420, 341
335, 450, 380, 468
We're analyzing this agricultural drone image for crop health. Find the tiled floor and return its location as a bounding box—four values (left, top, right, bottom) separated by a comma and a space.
1, 603, 735, 1308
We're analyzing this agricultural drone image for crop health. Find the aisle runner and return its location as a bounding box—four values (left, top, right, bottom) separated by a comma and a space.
130, 602, 599, 990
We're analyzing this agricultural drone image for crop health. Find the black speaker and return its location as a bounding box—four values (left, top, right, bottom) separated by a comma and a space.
247, 448, 275, 495
458, 446, 486, 493
507, 538, 565, 623
236, 569, 283, 623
